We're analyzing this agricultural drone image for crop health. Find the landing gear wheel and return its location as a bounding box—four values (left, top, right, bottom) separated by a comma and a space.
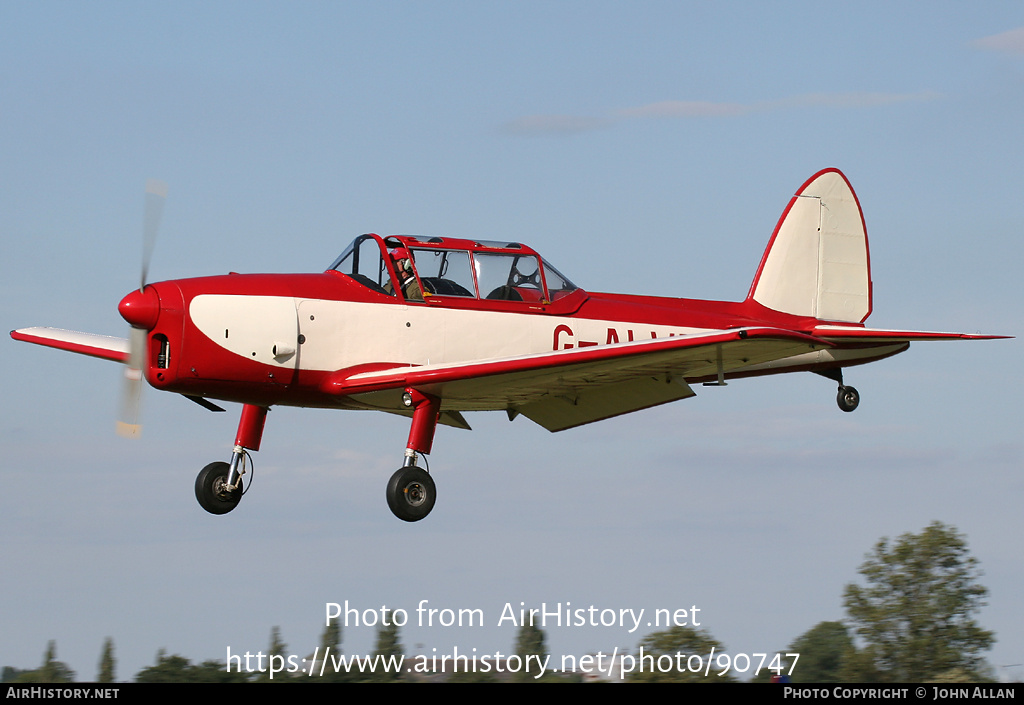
837, 385, 860, 413
195, 461, 242, 515
386, 466, 436, 522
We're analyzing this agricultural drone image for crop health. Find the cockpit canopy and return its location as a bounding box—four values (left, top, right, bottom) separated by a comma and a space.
329, 234, 579, 305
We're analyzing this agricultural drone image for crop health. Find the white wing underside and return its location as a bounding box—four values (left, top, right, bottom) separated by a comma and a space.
331, 327, 830, 432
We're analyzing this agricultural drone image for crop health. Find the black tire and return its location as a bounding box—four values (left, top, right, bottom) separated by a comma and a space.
386, 466, 436, 522
837, 385, 860, 413
195, 461, 242, 515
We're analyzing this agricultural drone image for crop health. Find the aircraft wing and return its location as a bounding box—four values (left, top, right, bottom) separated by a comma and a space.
322, 327, 831, 432
10, 327, 129, 363
812, 324, 1008, 342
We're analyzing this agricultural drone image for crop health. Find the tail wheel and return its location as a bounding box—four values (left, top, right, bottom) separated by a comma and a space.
386, 466, 436, 522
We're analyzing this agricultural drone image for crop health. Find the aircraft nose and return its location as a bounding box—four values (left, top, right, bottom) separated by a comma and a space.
119, 286, 160, 329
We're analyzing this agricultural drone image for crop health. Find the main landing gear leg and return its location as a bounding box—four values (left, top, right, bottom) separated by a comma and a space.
195, 404, 268, 515
387, 389, 439, 522
818, 369, 860, 413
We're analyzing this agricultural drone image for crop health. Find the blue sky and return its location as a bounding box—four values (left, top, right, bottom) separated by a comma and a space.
2, 2, 1022, 681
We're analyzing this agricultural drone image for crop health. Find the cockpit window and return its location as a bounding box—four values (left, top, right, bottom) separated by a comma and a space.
410, 248, 475, 297
330, 234, 397, 296
541, 259, 577, 301
475, 252, 545, 301
330, 235, 580, 304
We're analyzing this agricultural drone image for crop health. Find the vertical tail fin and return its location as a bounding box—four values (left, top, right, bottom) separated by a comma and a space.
747, 168, 872, 323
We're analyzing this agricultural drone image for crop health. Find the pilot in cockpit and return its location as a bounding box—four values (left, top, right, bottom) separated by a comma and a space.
385, 247, 423, 301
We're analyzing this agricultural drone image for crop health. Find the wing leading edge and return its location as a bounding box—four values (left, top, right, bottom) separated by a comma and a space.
322, 327, 832, 431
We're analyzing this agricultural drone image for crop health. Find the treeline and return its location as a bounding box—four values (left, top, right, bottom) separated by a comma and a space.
2, 522, 998, 683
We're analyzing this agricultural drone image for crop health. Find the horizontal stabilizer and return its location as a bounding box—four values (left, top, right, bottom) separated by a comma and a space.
813, 325, 1010, 342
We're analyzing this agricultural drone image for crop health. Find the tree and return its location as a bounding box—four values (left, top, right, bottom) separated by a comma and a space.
134, 649, 248, 683
313, 615, 353, 682
134, 650, 192, 683
189, 660, 251, 683
256, 626, 290, 682
842, 521, 995, 682
512, 616, 549, 682
2, 667, 31, 683
629, 626, 735, 682
320, 617, 341, 654
367, 611, 403, 682
15, 641, 75, 683
97, 637, 115, 683
786, 621, 853, 683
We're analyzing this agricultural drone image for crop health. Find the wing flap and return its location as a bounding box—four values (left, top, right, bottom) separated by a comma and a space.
11, 327, 129, 363
516, 373, 696, 431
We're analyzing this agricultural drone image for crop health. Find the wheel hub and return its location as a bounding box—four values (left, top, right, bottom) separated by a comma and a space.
404, 482, 426, 506
212, 476, 233, 500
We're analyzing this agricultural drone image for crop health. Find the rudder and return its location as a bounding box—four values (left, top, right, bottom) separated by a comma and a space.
747, 168, 872, 323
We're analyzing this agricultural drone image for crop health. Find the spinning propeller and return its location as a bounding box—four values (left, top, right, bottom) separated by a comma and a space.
116, 179, 167, 438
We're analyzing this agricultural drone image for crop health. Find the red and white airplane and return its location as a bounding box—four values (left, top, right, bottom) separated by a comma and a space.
11, 168, 1005, 521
